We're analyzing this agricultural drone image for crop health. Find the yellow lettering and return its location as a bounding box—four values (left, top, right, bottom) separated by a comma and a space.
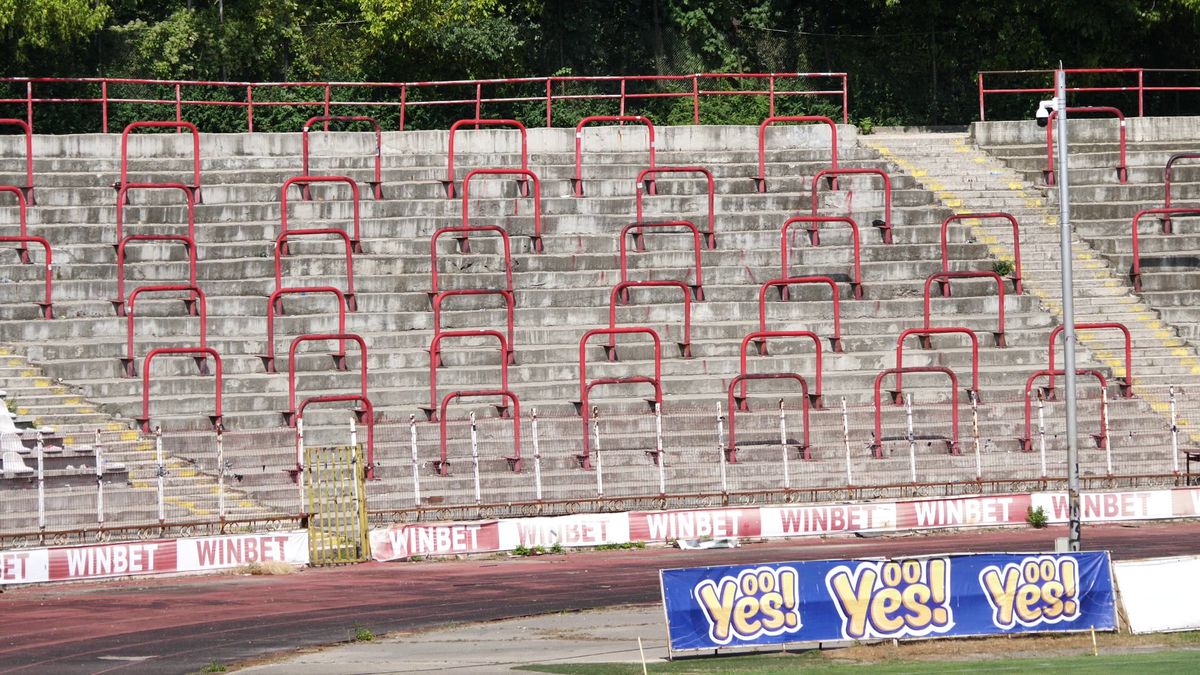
759, 592, 786, 631
732, 596, 761, 637
871, 587, 905, 633
982, 567, 1020, 626
1041, 580, 1065, 619
1015, 584, 1042, 623
697, 580, 737, 642
902, 583, 933, 628
830, 568, 877, 638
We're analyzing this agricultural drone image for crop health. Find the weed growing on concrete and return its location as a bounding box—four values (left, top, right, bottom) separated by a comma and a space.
200, 660, 227, 673
993, 258, 1016, 277
1026, 506, 1049, 529
549, 542, 565, 554
353, 624, 375, 642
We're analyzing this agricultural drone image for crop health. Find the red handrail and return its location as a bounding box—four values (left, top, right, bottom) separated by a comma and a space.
261, 287, 348, 373
577, 327, 663, 469
0, 186, 31, 262
0, 118, 35, 204
274, 228, 358, 311
978, 68, 1161, 121
461, 168, 543, 252
781, 216, 862, 299
940, 213, 1023, 294
123, 284, 207, 377
431, 289, 516, 365
436, 389, 522, 475
301, 115, 383, 199
726, 373, 811, 463
442, 119, 528, 198
572, 115, 656, 197
739, 330, 823, 408
923, 271, 1006, 347
280, 175, 362, 252
297, 394, 376, 478
635, 167, 716, 249
138, 346, 222, 433
1045, 107, 1127, 185
754, 115, 838, 193
811, 168, 892, 243
116, 121, 202, 202
1022, 369, 1109, 452
114, 183, 196, 256
424, 329, 509, 421
608, 280, 692, 358
619, 221, 704, 301
757, 277, 842, 352
0, 235, 52, 318
430, 224, 514, 295
894, 327, 980, 402
872, 366, 960, 459
285, 332, 368, 426
113, 234, 196, 316
1046, 322, 1133, 397
1130, 207, 1200, 290
1163, 152, 1200, 212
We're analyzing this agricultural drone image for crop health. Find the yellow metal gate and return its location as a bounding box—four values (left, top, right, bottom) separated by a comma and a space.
304, 445, 370, 565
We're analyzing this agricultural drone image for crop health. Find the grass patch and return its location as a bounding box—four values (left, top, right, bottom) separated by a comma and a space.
199, 660, 227, 673
593, 541, 646, 551
235, 561, 298, 575
353, 624, 375, 642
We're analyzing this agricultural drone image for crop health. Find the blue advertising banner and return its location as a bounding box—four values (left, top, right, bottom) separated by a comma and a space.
659, 552, 1115, 651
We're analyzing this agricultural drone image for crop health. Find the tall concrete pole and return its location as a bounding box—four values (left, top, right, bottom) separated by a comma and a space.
1056, 68, 1082, 551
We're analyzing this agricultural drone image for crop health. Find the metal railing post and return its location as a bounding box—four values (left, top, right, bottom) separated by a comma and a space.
400, 85, 407, 131
94, 429, 105, 527
532, 408, 543, 501
25, 81, 32, 132
36, 431, 45, 540
545, 78, 552, 127
906, 393, 916, 483
1102, 387, 1112, 475
716, 402, 728, 496
296, 416, 305, 515
692, 75, 700, 124
592, 407, 603, 497
971, 391, 982, 481
841, 397, 853, 485
216, 425, 226, 522
101, 80, 109, 133
1170, 387, 1180, 475
155, 426, 165, 525
409, 415, 421, 506
246, 85, 254, 133
1037, 391, 1048, 479
779, 399, 791, 490
175, 83, 182, 124
470, 411, 481, 504
655, 401, 666, 496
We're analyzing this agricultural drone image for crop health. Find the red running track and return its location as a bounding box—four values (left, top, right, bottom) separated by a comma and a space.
2, 522, 1200, 674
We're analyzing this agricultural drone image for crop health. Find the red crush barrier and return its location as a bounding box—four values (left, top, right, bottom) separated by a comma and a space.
113, 234, 196, 316
872, 366, 960, 458
442, 118, 529, 198
115, 121, 202, 203
739, 330, 823, 408
436, 389, 523, 475
1046, 322, 1133, 398
431, 289, 516, 365
893, 327, 980, 404
284, 333, 368, 427
0, 235, 52, 318
754, 115, 838, 193
461, 168, 543, 252
114, 183, 196, 263
0, 187, 29, 262
423, 330, 510, 421
726, 373, 811, 463
608, 280, 692, 358
138, 346, 222, 433
0, 118, 35, 204
923, 271, 1006, 347
298, 394, 376, 478
301, 115, 383, 199
1130, 207, 1200, 290
1045, 107, 1127, 185
260, 287, 348, 374
280, 175, 362, 253
940, 213, 1023, 294
274, 228, 358, 311
811, 168, 892, 243
571, 115, 656, 197
781, 216, 862, 299
1163, 152, 1200, 213
1022, 369, 1109, 452
757, 277, 842, 352
576, 327, 663, 470
619, 220, 704, 301
636, 167, 716, 249
122, 284, 207, 377
430, 225, 514, 296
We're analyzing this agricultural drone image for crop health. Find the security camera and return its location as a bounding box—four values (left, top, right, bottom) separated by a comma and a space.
1035, 99, 1058, 127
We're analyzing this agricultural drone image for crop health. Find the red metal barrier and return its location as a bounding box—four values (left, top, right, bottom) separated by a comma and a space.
1022, 369, 1109, 452
754, 115, 838, 193
0, 186, 31, 263
940, 213, 1023, 294
260, 287, 348, 374
973, 67, 1200, 121
284, 332, 368, 427
893, 327, 980, 404
576, 327, 664, 469
0, 235, 51, 318
113, 234, 196, 316
430, 224, 514, 297
608, 280, 692, 358
298, 394, 376, 478
122, 284, 207, 377
137, 346, 222, 433
739, 330, 823, 408
619, 220, 704, 300
781, 216, 862, 299
114, 183, 196, 259
274, 228, 358, 311
726, 373, 811, 463
115, 121, 202, 202
423, 329, 509, 421
436, 389, 522, 475
871, 366, 960, 458
1163, 152, 1200, 213
431, 289, 516, 366
571, 115, 656, 197
635, 167, 716, 249
757, 277, 842, 352
280, 175, 362, 253
442, 118, 529, 198
1129, 207, 1200, 290
461, 168, 543, 253
0, 118, 35, 204
1044, 107, 1127, 185
923, 271, 1006, 347
301, 115, 383, 199
811, 168, 892, 243
1046, 322, 1133, 398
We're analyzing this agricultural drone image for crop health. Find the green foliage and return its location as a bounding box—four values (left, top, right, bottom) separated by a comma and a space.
549, 542, 565, 554
512, 543, 547, 556
352, 624, 375, 641
1026, 505, 1048, 529
993, 258, 1016, 278
0, 0, 110, 51
593, 541, 646, 551
200, 661, 227, 674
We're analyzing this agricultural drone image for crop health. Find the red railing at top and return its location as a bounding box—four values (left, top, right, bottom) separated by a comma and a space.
0, 73, 848, 133
977, 68, 1200, 121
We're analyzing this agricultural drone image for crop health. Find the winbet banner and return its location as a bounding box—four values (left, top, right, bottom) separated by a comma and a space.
659, 552, 1115, 651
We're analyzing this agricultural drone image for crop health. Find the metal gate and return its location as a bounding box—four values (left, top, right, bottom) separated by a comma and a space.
304, 445, 370, 565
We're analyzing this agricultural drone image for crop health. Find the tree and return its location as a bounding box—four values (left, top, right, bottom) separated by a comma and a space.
0, 0, 110, 51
